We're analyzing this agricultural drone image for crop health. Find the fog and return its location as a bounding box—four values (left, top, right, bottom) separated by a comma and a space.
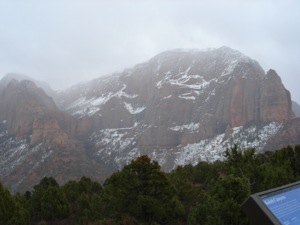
0, 0, 299, 102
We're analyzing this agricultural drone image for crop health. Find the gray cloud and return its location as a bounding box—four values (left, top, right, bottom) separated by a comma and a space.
0, 0, 299, 102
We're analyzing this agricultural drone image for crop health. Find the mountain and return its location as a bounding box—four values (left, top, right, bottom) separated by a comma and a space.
1, 46, 299, 192
0, 73, 55, 97
0, 78, 108, 192
56, 47, 294, 169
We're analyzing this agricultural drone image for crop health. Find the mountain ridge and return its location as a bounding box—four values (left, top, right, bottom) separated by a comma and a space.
1, 46, 300, 192
53, 46, 295, 169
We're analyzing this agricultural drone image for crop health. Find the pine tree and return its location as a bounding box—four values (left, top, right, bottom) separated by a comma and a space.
102, 155, 184, 224
29, 177, 70, 222
0, 181, 29, 225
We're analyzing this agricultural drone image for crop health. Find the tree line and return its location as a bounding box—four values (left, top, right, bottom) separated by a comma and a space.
1, 144, 300, 225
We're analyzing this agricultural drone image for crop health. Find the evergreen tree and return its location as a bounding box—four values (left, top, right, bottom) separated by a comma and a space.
0, 181, 29, 225
3, 144, 300, 224
168, 165, 203, 224
293, 145, 300, 176
62, 177, 103, 223
40, 186, 70, 220
193, 161, 220, 189
209, 175, 250, 225
188, 193, 222, 225
29, 177, 70, 222
102, 155, 184, 224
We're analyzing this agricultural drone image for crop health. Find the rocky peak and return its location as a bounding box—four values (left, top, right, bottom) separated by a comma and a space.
0, 79, 75, 147
214, 46, 252, 62
0, 73, 28, 88
265, 69, 283, 82
1, 47, 298, 193
0, 73, 55, 97
1, 79, 58, 114
57, 47, 291, 131
52, 47, 294, 171
259, 69, 292, 122
0, 78, 105, 193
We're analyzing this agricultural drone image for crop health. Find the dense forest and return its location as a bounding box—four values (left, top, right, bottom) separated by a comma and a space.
1, 144, 300, 225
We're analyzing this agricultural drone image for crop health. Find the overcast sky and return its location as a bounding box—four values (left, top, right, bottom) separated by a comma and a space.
0, 0, 299, 101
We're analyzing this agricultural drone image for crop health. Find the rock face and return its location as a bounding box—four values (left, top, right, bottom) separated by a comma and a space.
0, 77, 107, 192
0, 46, 299, 192
259, 69, 292, 122
0, 79, 75, 147
57, 47, 294, 170
264, 118, 300, 150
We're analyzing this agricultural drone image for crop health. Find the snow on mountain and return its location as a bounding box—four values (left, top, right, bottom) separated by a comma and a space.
1, 46, 298, 192
174, 122, 283, 167
52, 46, 293, 171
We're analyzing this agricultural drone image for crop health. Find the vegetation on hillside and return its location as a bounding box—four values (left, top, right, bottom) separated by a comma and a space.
1, 144, 300, 225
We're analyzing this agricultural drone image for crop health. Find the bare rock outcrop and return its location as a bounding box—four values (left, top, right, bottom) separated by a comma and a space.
0, 79, 76, 148
259, 69, 292, 122
264, 118, 300, 150
30, 119, 70, 147
55, 47, 295, 171
0, 47, 298, 192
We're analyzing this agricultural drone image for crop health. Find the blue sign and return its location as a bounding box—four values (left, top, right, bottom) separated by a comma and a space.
261, 186, 300, 225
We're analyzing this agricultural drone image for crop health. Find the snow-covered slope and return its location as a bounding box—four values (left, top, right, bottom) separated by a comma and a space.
55, 46, 293, 171
0, 46, 297, 192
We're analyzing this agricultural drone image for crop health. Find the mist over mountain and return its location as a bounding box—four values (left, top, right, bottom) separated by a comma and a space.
1, 47, 300, 192
292, 101, 300, 117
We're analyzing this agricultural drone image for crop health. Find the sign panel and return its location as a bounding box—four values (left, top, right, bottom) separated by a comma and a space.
242, 181, 300, 225
260, 184, 300, 225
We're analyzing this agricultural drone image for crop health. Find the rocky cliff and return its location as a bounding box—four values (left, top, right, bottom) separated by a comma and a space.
0, 77, 108, 192
0, 78, 75, 147
57, 47, 294, 170
0, 46, 299, 192
259, 69, 292, 122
